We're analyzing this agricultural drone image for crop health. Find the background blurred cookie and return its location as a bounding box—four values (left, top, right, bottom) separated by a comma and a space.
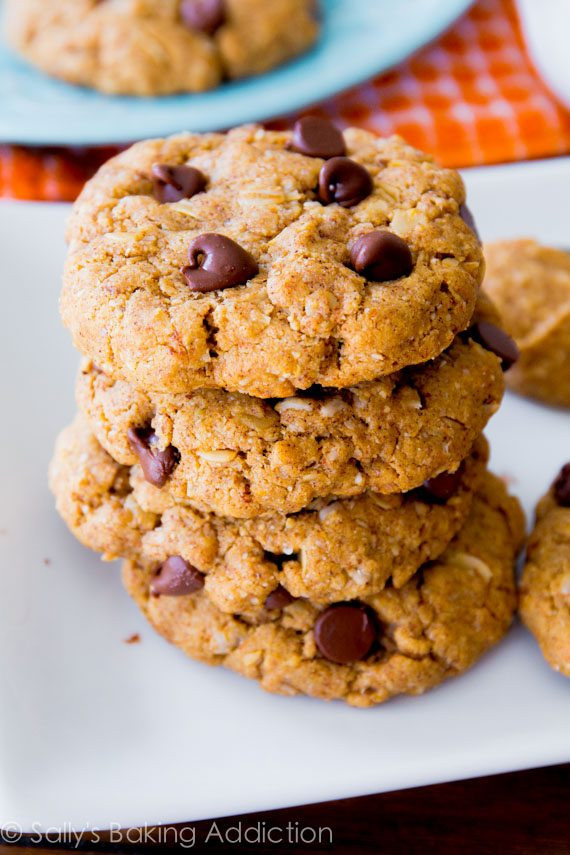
519, 463, 570, 677
5, 0, 319, 96
484, 239, 570, 408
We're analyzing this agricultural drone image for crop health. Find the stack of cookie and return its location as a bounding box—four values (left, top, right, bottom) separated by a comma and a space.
50, 119, 524, 706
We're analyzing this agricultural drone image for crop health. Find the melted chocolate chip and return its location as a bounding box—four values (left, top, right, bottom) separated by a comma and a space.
151, 163, 206, 203
180, 0, 225, 34
182, 233, 259, 293
151, 556, 205, 597
318, 157, 373, 208
350, 230, 413, 282
291, 117, 346, 159
418, 469, 463, 504
469, 321, 519, 370
314, 602, 377, 664
127, 426, 180, 488
553, 463, 570, 507
265, 585, 296, 610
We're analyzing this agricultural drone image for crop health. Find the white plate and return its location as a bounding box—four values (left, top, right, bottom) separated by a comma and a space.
0, 157, 569, 832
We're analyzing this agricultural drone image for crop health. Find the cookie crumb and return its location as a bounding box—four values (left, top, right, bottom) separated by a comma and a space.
124, 633, 141, 645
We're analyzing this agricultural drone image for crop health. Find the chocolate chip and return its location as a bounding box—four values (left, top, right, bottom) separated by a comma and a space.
182, 233, 259, 293
151, 556, 205, 597
469, 321, 519, 370
265, 585, 296, 610
350, 230, 413, 282
459, 203, 481, 244
151, 163, 206, 203
127, 426, 180, 488
418, 469, 463, 504
553, 463, 570, 507
291, 117, 346, 159
180, 0, 225, 35
314, 602, 377, 664
318, 157, 373, 208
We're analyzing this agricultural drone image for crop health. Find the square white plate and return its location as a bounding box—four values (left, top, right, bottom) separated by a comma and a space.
1, 158, 569, 832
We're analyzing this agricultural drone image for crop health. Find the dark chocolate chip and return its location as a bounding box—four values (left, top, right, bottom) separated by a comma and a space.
151, 163, 206, 203
265, 585, 296, 610
180, 0, 225, 35
151, 556, 205, 597
182, 233, 259, 293
314, 602, 377, 664
318, 157, 373, 208
291, 117, 346, 159
459, 203, 481, 244
553, 463, 570, 507
350, 230, 413, 282
418, 469, 463, 504
469, 321, 519, 370
127, 426, 180, 488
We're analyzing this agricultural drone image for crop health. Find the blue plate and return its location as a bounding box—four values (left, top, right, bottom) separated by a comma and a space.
0, 0, 473, 145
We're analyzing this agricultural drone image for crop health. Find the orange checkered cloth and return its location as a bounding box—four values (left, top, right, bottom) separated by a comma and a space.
1, 0, 568, 202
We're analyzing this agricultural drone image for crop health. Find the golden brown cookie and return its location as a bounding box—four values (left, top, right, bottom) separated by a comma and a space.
484, 239, 570, 408
48, 415, 488, 608
61, 124, 483, 397
5, 0, 319, 95
76, 329, 504, 517
519, 464, 570, 677
122, 472, 524, 706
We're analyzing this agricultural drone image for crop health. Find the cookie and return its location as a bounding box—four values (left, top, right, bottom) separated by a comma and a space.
61, 124, 484, 398
76, 330, 504, 518
5, 0, 318, 95
122, 472, 524, 706
49, 416, 488, 607
484, 239, 570, 408
519, 465, 570, 677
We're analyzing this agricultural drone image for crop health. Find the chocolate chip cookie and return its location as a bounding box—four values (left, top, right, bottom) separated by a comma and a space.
519, 464, 570, 677
484, 239, 570, 408
61, 124, 484, 398
76, 328, 504, 517
5, 0, 318, 95
49, 416, 488, 607
121, 472, 524, 706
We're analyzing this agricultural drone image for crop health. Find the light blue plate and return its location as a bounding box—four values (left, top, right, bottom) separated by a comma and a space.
0, 0, 473, 145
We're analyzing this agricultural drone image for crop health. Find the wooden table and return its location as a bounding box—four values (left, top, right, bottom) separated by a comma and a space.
8, 764, 569, 854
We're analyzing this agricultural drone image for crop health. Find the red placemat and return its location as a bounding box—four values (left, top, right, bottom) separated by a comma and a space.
1, 0, 569, 202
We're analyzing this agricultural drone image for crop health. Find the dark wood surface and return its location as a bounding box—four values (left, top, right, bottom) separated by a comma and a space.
4, 764, 570, 854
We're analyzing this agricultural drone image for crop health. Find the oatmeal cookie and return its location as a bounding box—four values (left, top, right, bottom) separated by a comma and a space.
5, 0, 318, 95
122, 472, 524, 706
519, 464, 570, 676
49, 416, 488, 607
484, 239, 570, 408
61, 124, 484, 397
76, 331, 504, 517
